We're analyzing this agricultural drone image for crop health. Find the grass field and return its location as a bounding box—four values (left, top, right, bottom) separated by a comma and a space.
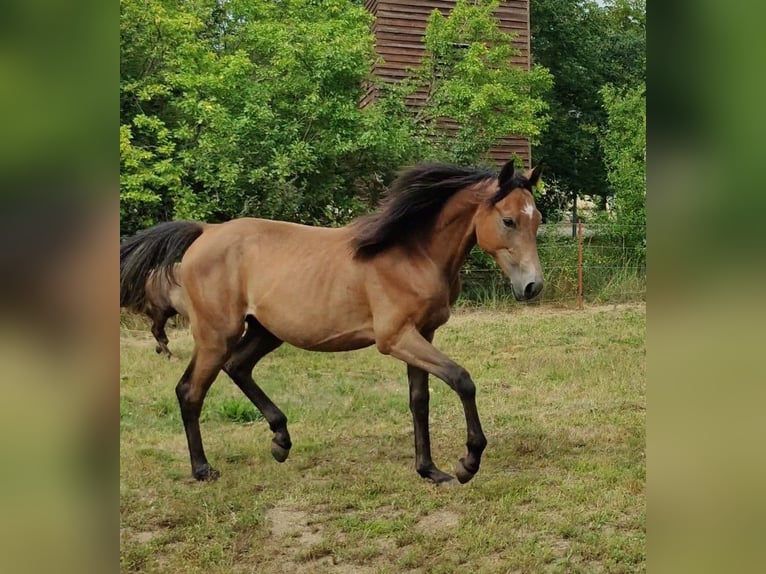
120, 304, 645, 573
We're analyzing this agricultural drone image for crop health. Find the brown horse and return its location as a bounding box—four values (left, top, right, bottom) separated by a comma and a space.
119, 160, 543, 484
120, 263, 187, 357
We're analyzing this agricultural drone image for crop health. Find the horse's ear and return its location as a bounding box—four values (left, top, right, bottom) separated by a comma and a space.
498, 160, 516, 188
526, 162, 544, 188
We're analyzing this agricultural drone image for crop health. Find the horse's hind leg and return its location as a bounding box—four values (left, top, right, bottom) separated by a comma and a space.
223, 319, 291, 463
150, 309, 175, 358
176, 324, 242, 481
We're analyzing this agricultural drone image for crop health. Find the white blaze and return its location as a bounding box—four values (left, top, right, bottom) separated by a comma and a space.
521, 201, 534, 219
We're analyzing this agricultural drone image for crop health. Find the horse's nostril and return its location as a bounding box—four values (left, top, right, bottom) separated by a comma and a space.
524, 281, 542, 300
524, 283, 534, 298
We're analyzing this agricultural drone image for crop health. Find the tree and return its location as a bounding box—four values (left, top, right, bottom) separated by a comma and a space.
389, 0, 552, 166
120, 0, 417, 235
120, 0, 555, 236
530, 0, 645, 220
600, 82, 645, 252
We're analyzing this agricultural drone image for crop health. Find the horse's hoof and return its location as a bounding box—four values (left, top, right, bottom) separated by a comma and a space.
455, 459, 476, 484
426, 469, 456, 485
193, 464, 220, 482
271, 442, 290, 463
155, 345, 162, 354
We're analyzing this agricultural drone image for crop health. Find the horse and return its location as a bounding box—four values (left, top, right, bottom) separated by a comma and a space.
119, 160, 544, 484
120, 263, 187, 357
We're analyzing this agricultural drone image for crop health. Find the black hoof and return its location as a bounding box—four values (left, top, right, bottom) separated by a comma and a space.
455, 458, 476, 484
193, 464, 220, 482
418, 465, 456, 485
271, 442, 290, 463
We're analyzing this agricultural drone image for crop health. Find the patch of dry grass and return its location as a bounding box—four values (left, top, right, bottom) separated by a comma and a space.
120, 304, 645, 573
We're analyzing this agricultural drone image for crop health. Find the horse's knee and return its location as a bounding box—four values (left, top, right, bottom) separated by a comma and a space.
176, 384, 206, 419
454, 369, 476, 399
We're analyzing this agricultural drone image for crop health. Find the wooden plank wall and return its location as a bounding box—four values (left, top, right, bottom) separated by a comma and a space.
362, 0, 531, 168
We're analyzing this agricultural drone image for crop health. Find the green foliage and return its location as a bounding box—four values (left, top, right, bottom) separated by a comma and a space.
600, 82, 646, 253
120, 0, 416, 235
393, 0, 552, 165
530, 0, 645, 219
214, 397, 265, 424
120, 122, 182, 233
120, 0, 554, 236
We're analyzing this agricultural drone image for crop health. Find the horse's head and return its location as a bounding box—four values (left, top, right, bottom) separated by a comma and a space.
475, 161, 544, 301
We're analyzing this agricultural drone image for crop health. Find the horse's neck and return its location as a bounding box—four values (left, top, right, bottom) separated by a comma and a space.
429, 187, 483, 280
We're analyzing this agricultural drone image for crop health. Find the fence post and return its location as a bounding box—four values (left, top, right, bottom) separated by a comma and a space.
577, 221, 583, 310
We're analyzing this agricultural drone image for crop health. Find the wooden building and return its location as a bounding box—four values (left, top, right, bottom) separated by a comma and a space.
362, 0, 531, 168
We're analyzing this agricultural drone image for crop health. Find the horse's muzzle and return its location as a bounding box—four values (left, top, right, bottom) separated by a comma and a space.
514, 280, 543, 301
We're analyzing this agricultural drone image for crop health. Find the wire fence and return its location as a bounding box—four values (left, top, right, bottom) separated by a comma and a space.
459, 222, 646, 308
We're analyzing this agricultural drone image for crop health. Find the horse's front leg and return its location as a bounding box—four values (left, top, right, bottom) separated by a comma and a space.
408, 363, 456, 484
384, 327, 487, 484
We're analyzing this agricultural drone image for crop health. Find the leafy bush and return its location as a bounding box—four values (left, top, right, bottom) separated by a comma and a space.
215, 397, 264, 424
600, 82, 646, 257
120, 0, 552, 235
391, 0, 552, 165
121, 0, 418, 234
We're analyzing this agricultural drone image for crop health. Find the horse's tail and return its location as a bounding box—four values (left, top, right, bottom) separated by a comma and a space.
120, 220, 205, 311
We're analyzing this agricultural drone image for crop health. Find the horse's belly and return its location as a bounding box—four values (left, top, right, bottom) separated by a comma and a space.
299, 330, 376, 352
257, 314, 375, 352
244, 246, 373, 351
249, 292, 375, 352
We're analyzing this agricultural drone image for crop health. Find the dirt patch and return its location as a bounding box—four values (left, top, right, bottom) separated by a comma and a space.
267, 506, 325, 547
548, 537, 571, 556
131, 529, 163, 544
263, 505, 407, 572
267, 508, 311, 537
415, 510, 460, 533
323, 565, 376, 574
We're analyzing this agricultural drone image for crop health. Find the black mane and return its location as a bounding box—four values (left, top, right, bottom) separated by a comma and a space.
350, 163, 495, 258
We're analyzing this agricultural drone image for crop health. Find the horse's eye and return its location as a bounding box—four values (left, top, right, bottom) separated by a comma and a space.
502, 218, 516, 228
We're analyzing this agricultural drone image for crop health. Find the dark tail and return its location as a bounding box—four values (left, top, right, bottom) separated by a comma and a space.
120, 220, 205, 311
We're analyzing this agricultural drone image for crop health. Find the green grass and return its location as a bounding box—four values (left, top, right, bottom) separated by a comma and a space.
120, 304, 645, 573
